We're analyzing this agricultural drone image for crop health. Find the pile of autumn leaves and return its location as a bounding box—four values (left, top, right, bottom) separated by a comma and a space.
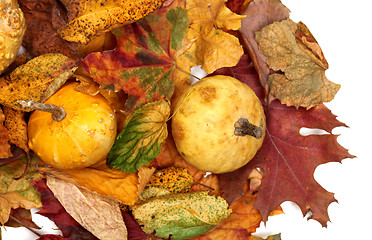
0, 0, 354, 239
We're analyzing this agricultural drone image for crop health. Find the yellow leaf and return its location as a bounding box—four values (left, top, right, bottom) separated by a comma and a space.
187, 0, 245, 30
58, 0, 166, 44
0, 53, 78, 111
41, 164, 155, 205
185, 0, 245, 73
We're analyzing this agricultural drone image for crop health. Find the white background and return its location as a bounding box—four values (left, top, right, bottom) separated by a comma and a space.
2, 0, 371, 239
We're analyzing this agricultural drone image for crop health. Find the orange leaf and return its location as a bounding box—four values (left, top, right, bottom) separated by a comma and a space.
3, 107, 29, 153
0, 108, 11, 158
41, 163, 155, 206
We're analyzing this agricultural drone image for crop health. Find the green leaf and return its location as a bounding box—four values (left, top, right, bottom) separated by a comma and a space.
132, 191, 232, 240
107, 100, 170, 173
255, 19, 340, 109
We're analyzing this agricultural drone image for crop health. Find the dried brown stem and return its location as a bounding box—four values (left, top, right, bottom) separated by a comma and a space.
18, 99, 66, 121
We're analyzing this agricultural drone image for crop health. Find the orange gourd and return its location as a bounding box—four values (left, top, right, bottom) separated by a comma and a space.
28, 82, 117, 170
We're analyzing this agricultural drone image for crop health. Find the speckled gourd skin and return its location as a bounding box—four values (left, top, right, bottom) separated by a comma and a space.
28, 82, 117, 170
171, 75, 266, 174
0, 0, 26, 74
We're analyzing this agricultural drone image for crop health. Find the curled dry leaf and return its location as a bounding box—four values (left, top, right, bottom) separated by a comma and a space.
46, 176, 128, 240
256, 19, 340, 109
0, 53, 78, 111
239, 0, 290, 88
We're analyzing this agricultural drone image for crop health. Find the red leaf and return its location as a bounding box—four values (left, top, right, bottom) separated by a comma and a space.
32, 179, 98, 240
37, 234, 68, 240
122, 211, 161, 240
216, 55, 355, 227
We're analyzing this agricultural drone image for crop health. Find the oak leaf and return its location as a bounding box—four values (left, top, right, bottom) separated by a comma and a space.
215, 55, 354, 227
186, 0, 245, 73
46, 176, 128, 240
132, 191, 232, 240
239, 0, 289, 88
256, 19, 340, 109
83, 0, 191, 111
108, 100, 170, 172
33, 179, 99, 239
40, 164, 155, 206
58, 0, 166, 44
0, 53, 78, 111
0, 156, 43, 224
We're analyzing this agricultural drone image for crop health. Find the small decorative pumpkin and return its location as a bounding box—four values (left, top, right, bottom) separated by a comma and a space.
171, 75, 266, 174
0, 0, 26, 74
27, 82, 117, 170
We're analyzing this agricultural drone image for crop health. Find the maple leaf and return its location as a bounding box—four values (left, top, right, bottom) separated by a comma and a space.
58, 0, 166, 44
0, 53, 78, 111
108, 100, 170, 172
0, 156, 43, 224
83, 0, 191, 111
33, 179, 99, 240
239, 0, 290, 88
186, 0, 245, 73
46, 176, 128, 240
256, 19, 340, 109
216, 55, 354, 227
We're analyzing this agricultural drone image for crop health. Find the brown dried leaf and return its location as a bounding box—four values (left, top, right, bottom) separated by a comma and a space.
239, 0, 290, 88
3, 107, 29, 153
256, 19, 340, 109
0, 108, 12, 158
46, 176, 128, 240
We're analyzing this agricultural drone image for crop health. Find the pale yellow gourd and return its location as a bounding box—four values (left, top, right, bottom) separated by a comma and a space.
28, 82, 117, 170
171, 75, 266, 174
0, 0, 26, 74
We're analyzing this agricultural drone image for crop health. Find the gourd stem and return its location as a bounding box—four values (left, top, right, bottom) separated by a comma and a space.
234, 118, 263, 139
18, 99, 66, 122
